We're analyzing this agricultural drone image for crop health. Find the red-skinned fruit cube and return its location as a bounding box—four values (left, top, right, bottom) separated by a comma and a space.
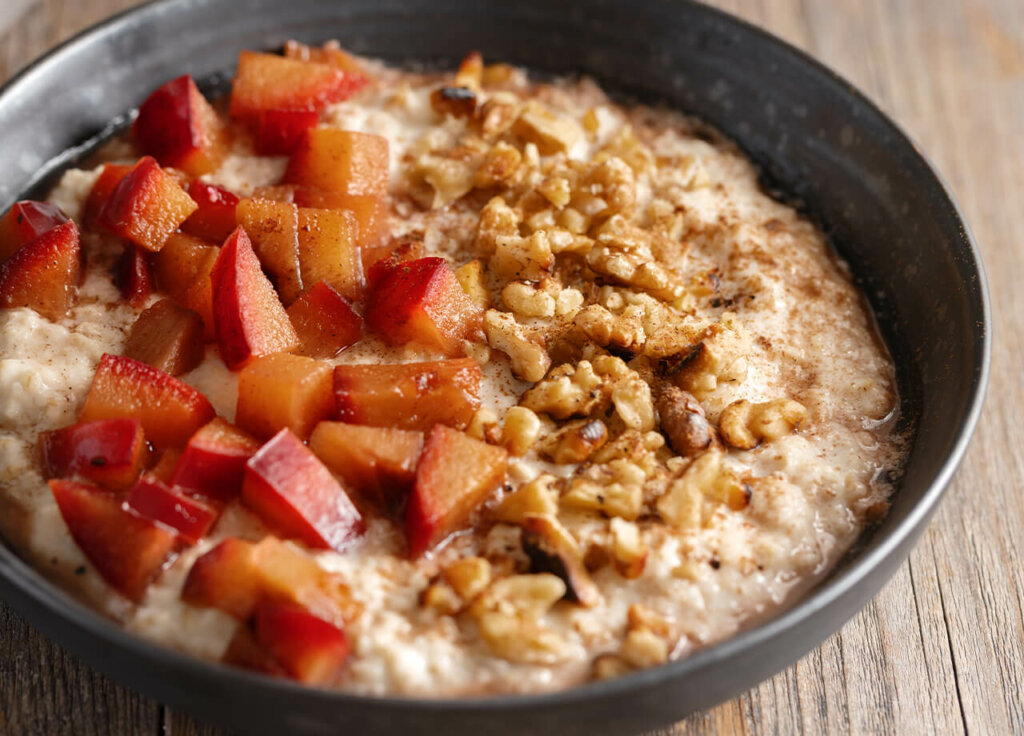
78, 353, 216, 449
333, 358, 481, 432
0, 220, 80, 320
242, 428, 364, 551
229, 51, 367, 120
181, 181, 239, 243
365, 256, 482, 356
236, 354, 334, 440
405, 426, 508, 557
123, 298, 205, 376
211, 226, 300, 370
127, 474, 218, 544
284, 129, 388, 196
256, 109, 320, 155
0, 200, 69, 263
309, 422, 422, 513
133, 75, 231, 177
223, 624, 287, 677
49, 479, 177, 601
283, 40, 367, 75
361, 239, 422, 274
40, 418, 148, 491
296, 207, 363, 301
82, 163, 132, 231
151, 232, 219, 340
149, 449, 182, 484
286, 281, 362, 359
235, 197, 304, 304
252, 600, 350, 684
97, 157, 198, 251
117, 246, 154, 307
172, 417, 260, 502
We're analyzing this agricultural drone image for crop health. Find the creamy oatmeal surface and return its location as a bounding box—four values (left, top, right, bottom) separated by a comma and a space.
0, 52, 904, 695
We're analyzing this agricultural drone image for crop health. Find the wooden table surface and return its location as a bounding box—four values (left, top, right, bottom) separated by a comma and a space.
2, 0, 1022, 734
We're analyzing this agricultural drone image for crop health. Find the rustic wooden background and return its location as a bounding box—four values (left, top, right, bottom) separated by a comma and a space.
1, 0, 1021, 734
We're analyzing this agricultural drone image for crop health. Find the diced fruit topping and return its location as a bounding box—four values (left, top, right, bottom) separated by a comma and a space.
123, 298, 205, 376
256, 109, 320, 155
117, 246, 154, 307
82, 163, 131, 231
293, 188, 389, 250
309, 422, 422, 513
181, 181, 239, 243
0, 200, 69, 263
235, 197, 304, 304
172, 417, 260, 502
333, 359, 481, 432
251, 601, 350, 684
284, 40, 367, 75
242, 429, 364, 551
133, 75, 230, 177
149, 448, 183, 484
78, 353, 215, 449
405, 426, 508, 557
365, 256, 482, 356
126, 474, 218, 544
97, 157, 198, 251
361, 238, 422, 273
210, 226, 300, 370
40, 418, 148, 491
236, 354, 334, 440
296, 207, 363, 301
0, 220, 81, 320
49, 479, 177, 601
284, 129, 388, 197
286, 281, 362, 359
183, 535, 360, 626
223, 625, 286, 677
229, 51, 367, 120
151, 232, 219, 340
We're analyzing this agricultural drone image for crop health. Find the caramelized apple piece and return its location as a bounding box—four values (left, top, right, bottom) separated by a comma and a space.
0, 200, 69, 263
211, 226, 300, 370
284, 40, 367, 75
151, 232, 219, 339
256, 109, 320, 155
235, 197, 304, 304
133, 75, 230, 177
365, 256, 482, 356
293, 188, 389, 250
172, 417, 260, 502
79, 353, 215, 449
405, 426, 508, 557
286, 281, 362, 359
361, 238, 422, 273
97, 156, 198, 252
296, 207, 363, 301
309, 422, 422, 512
181, 181, 239, 243
223, 624, 287, 677
49, 479, 177, 601
149, 448, 182, 484
333, 359, 481, 432
242, 429, 364, 551
124, 298, 204, 376
229, 51, 366, 119
40, 418, 148, 491
0, 220, 80, 320
82, 163, 132, 231
284, 129, 388, 197
127, 474, 218, 544
116, 246, 154, 307
236, 354, 334, 440
252, 601, 350, 684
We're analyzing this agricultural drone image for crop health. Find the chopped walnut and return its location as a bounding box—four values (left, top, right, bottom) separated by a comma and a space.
492, 474, 559, 524
455, 259, 491, 309
442, 556, 492, 602
475, 196, 520, 255
540, 419, 609, 464
474, 141, 522, 189
562, 458, 645, 520
502, 281, 556, 318
512, 101, 583, 155
421, 581, 462, 615
719, 398, 808, 450
520, 360, 607, 419
610, 372, 656, 431
491, 232, 554, 281
430, 86, 477, 118
667, 317, 749, 395
502, 406, 542, 456
592, 653, 632, 679
574, 304, 645, 352
413, 152, 478, 209
521, 514, 602, 607
657, 386, 712, 457
619, 626, 669, 668
656, 449, 749, 529
470, 573, 572, 664
609, 517, 648, 579
466, 407, 500, 442
483, 310, 551, 382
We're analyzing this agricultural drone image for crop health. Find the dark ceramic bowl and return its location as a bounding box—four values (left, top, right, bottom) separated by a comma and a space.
0, 1, 989, 733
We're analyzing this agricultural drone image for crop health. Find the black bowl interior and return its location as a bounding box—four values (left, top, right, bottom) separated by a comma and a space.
0, 1, 989, 734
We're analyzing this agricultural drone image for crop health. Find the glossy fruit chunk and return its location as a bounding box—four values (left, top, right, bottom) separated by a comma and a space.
361, 238, 422, 274
229, 51, 366, 119
333, 359, 481, 432
79, 353, 215, 449
284, 129, 388, 197
284, 40, 366, 75
0, 220, 80, 320
236, 354, 333, 440
49, 479, 177, 601
296, 207, 363, 301
97, 156, 198, 252
252, 601, 350, 684
183, 536, 360, 626
242, 429, 364, 551
293, 188, 389, 250
151, 232, 219, 339
172, 417, 260, 502
181, 181, 239, 243
256, 109, 320, 155
211, 227, 300, 370
309, 422, 422, 512
286, 281, 362, 359
365, 256, 482, 356
40, 418, 148, 491
235, 197, 304, 304
149, 448, 183, 484
405, 426, 508, 556
126, 474, 218, 544
82, 163, 132, 231
116, 246, 154, 307
123, 298, 205, 376
133, 75, 230, 177
0, 200, 69, 263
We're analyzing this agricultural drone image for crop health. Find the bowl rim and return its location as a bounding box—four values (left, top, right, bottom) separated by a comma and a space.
0, 0, 992, 716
